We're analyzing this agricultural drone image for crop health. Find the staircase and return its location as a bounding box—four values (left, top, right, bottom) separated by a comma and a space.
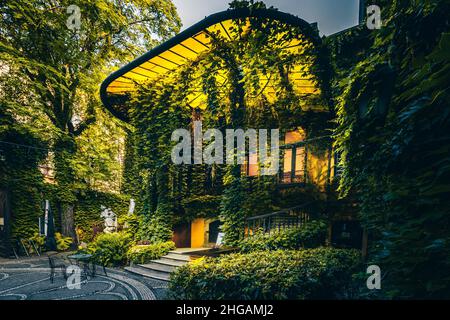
125, 250, 204, 281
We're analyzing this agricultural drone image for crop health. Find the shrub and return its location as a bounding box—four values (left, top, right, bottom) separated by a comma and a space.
89, 232, 133, 267
127, 241, 176, 264
55, 232, 73, 251
238, 220, 328, 252
25, 232, 73, 253
169, 248, 363, 300
27, 233, 46, 253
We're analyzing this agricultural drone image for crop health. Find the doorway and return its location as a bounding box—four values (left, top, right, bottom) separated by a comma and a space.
172, 222, 191, 248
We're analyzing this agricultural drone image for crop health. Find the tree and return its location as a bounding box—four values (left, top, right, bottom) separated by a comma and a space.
0, 0, 181, 238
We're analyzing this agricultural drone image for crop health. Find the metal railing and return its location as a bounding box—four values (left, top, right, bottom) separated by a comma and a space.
245, 202, 314, 237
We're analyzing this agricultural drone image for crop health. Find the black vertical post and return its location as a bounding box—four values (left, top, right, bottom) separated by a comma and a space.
3, 189, 12, 257
45, 201, 57, 251
359, 0, 366, 25
291, 147, 296, 183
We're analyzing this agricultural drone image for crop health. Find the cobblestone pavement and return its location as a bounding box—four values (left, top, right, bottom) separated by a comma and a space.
0, 256, 168, 300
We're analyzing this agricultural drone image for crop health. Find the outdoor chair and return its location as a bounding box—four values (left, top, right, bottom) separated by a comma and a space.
48, 254, 68, 283
91, 251, 108, 277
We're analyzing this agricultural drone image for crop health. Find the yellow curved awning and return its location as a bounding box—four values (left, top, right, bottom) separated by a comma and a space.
101, 8, 324, 121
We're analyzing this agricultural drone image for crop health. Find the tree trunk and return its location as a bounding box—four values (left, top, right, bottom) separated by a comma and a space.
61, 204, 76, 241
54, 135, 77, 242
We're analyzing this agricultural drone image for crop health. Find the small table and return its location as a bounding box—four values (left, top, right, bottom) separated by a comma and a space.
67, 253, 96, 278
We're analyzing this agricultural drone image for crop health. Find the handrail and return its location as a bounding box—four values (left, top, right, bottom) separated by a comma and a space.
281, 135, 332, 149
246, 202, 314, 221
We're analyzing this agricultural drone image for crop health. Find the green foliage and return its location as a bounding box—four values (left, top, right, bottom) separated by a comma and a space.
0, 0, 181, 242
127, 241, 175, 264
182, 195, 222, 219
118, 214, 142, 240
30, 233, 46, 248
55, 232, 73, 251
89, 232, 133, 267
72, 108, 127, 193
25, 233, 46, 254
136, 216, 173, 244
74, 190, 129, 242
331, 0, 450, 298
219, 166, 247, 246
125, 0, 332, 244
169, 248, 362, 300
0, 121, 48, 241
238, 220, 328, 252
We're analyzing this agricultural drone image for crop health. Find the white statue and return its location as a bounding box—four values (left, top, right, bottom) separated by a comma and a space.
100, 205, 117, 233
128, 198, 135, 216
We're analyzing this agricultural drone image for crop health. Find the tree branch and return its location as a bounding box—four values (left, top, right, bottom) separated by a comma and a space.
73, 117, 96, 136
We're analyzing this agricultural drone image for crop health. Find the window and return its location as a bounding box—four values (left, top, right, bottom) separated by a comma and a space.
242, 152, 258, 177
282, 129, 307, 184
240, 128, 307, 181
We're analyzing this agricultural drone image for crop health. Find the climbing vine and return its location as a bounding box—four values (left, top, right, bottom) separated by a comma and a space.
125, 1, 332, 245
331, 0, 450, 298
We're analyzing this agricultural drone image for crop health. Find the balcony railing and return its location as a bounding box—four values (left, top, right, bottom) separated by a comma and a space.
280, 170, 306, 184
245, 202, 314, 237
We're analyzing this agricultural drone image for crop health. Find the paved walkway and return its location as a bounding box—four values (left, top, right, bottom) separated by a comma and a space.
0, 256, 168, 300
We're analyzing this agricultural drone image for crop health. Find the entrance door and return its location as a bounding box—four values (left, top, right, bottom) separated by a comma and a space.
172, 222, 191, 248
208, 220, 222, 244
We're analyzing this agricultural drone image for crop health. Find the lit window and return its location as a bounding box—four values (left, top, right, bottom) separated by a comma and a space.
282, 129, 306, 183
242, 153, 259, 177
248, 153, 258, 177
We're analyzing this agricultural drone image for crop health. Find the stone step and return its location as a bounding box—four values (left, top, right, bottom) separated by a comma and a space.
125, 251, 205, 281
125, 266, 171, 281
156, 257, 188, 267
164, 253, 191, 262
139, 261, 179, 273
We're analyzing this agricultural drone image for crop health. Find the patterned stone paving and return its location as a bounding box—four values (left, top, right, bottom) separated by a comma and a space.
0, 256, 168, 300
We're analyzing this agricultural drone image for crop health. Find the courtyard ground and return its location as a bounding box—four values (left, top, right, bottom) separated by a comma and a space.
0, 256, 168, 300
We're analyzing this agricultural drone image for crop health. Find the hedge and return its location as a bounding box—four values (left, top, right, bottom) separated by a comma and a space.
169, 248, 363, 300
127, 241, 176, 264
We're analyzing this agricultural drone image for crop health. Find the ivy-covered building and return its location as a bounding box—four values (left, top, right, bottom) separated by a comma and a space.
100, 5, 349, 249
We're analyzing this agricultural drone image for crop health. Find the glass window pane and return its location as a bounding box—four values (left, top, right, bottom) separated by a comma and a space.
294, 147, 306, 182
284, 149, 292, 173
248, 153, 258, 176
295, 147, 305, 174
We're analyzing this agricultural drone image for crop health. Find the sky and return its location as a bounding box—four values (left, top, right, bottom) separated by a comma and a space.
172, 0, 360, 36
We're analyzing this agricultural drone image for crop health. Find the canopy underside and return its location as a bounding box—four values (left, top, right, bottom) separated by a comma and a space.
101, 9, 325, 121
